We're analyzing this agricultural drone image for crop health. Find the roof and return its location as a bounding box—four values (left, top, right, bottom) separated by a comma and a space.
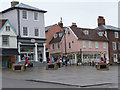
45, 24, 56, 32
1, 3, 47, 13
49, 32, 64, 44
0, 19, 7, 29
70, 26, 108, 41
95, 25, 120, 31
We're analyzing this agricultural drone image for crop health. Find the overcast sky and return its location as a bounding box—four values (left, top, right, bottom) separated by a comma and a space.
0, 0, 118, 28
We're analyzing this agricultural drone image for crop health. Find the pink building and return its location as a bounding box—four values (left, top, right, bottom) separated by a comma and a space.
49, 23, 109, 64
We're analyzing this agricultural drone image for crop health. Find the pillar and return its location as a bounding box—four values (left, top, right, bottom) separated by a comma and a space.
82, 53, 83, 63
43, 43, 46, 62
75, 53, 77, 64
35, 43, 38, 62
18, 42, 21, 62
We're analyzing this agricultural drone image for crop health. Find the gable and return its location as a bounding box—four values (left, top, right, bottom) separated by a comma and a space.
0, 20, 17, 36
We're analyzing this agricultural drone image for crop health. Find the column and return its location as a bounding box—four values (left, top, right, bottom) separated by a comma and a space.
82, 53, 84, 63
18, 42, 21, 62
35, 43, 38, 62
75, 53, 77, 64
43, 43, 46, 62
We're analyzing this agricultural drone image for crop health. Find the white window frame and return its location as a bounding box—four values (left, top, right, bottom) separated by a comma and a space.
34, 28, 39, 36
114, 32, 119, 38
33, 12, 39, 21
103, 42, 106, 49
83, 41, 86, 48
89, 41, 92, 48
57, 43, 60, 49
6, 26, 10, 31
95, 42, 98, 48
2, 35, 9, 46
22, 10, 28, 20
113, 54, 117, 62
112, 42, 116, 50
23, 27, 28, 36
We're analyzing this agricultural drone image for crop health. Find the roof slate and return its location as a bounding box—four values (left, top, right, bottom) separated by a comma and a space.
70, 26, 108, 41
45, 24, 56, 32
0, 19, 7, 29
95, 25, 120, 31
1, 3, 47, 13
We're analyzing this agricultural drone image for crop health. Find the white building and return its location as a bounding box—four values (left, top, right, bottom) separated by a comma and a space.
0, 1, 47, 63
0, 19, 18, 68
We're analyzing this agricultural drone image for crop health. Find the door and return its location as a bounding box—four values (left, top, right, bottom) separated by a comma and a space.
113, 54, 117, 62
2, 57, 8, 68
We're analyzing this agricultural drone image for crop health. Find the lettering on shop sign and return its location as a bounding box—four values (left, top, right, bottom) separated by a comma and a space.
31, 39, 35, 43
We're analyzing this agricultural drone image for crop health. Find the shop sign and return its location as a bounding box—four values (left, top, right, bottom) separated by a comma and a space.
31, 39, 35, 43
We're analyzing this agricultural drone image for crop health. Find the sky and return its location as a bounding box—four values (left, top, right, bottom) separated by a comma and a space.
0, 0, 119, 28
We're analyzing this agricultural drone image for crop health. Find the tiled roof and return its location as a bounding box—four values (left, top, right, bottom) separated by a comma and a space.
70, 26, 108, 41
0, 19, 7, 29
1, 3, 47, 13
95, 25, 120, 31
45, 24, 56, 32
49, 32, 64, 44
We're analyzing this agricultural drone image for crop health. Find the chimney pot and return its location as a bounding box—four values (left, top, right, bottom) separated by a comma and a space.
72, 22, 77, 27
98, 16, 105, 26
11, 1, 19, 7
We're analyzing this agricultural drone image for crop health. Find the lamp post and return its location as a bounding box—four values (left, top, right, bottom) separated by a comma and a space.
77, 49, 82, 66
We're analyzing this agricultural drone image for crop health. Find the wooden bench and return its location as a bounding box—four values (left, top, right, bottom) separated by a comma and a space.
97, 63, 109, 70
12, 64, 26, 71
46, 63, 58, 70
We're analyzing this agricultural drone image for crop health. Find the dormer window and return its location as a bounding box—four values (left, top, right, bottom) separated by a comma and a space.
68, 31, 70, 35
115, 32, 119, 38
83, 30, 89, 35
59, 32, 63, 37
98, 32, 104, 36
54, 34, 58, 38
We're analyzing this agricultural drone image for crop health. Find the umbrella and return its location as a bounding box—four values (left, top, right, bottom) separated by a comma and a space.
24, 56, 30, 58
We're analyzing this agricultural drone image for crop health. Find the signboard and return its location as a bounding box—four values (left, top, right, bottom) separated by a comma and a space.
31, 39, 35, 43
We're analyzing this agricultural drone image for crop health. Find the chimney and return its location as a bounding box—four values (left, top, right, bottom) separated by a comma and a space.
72, 22, 77, 27
11, 1, 19, 7
58, 17, 63, 28
97, 16, 105, 26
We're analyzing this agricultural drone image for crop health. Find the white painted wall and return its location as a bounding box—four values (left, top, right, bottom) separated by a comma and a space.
0, 23, 17, 48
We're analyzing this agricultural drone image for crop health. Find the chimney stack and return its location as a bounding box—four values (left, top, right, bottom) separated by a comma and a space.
97, 16, 105, 26
58, 17, 63, 28
72, 22, 77, 27
11, 1, 19, 7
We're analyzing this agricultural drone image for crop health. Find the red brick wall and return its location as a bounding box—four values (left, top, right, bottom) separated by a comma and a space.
45, 24, 64, 49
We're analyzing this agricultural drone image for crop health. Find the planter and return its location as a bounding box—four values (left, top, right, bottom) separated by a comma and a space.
12, 64, 26, 71
46, 63, 58, 70
97, 63, 109, 70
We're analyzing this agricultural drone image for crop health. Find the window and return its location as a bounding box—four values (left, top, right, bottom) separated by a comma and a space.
95, 42, 98, 48
113, 54, 117, 62
119, 43, 120, 50
83, 30, 89, 35
89, 41, 92, 48
35, 28, 39, 36
103, 42, 106, 49
2, 35, 9, 46
112, 42, 116, 50
22, 10, 27, 19
68, 31, 70, 35
68, 42, 71, 48
57, 43, 60, 49
6, 26, 10, 31
83, 41, 86, 48
115, 32, 119, 38
34, 12, 39, 20
52, 44, 54, 50
98, 32, 104, 36
23, 27, 28, 36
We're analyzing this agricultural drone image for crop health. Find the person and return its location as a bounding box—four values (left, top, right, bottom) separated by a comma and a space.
47, 57, 50, 63
52, 57, 54, 63
65, 57, 68, 66
25, 57, 28, 67
92, 60, 94, 67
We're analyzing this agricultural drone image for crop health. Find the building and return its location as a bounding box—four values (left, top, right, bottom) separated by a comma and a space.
0, 1, 47, 62
45, 21, 64, 58
49, 23, 109, 64
0, 19, 18, 68
96, 16, 120, 64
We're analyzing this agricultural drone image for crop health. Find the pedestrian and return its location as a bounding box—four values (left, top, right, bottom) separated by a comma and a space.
52, 57, 54, 63
25, 57, 28, 67
47, 57, 50, 63
65, 57, 68, 66
92, 60, 94, 67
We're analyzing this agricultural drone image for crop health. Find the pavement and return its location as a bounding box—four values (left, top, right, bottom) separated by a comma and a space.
2, 65, 119, 88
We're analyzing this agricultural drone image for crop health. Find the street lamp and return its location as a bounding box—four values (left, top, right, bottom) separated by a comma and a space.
77, 49, 82, 66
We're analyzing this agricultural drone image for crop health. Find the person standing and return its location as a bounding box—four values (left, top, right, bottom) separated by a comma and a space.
25, 57, 28, 67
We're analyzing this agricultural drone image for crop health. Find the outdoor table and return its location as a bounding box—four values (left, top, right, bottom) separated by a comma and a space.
46, 63, 58, 70
96, 63, 109, 70
12, 64, 26, 71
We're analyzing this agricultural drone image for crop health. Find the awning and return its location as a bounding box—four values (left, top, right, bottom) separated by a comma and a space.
0, 48, 18, 56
